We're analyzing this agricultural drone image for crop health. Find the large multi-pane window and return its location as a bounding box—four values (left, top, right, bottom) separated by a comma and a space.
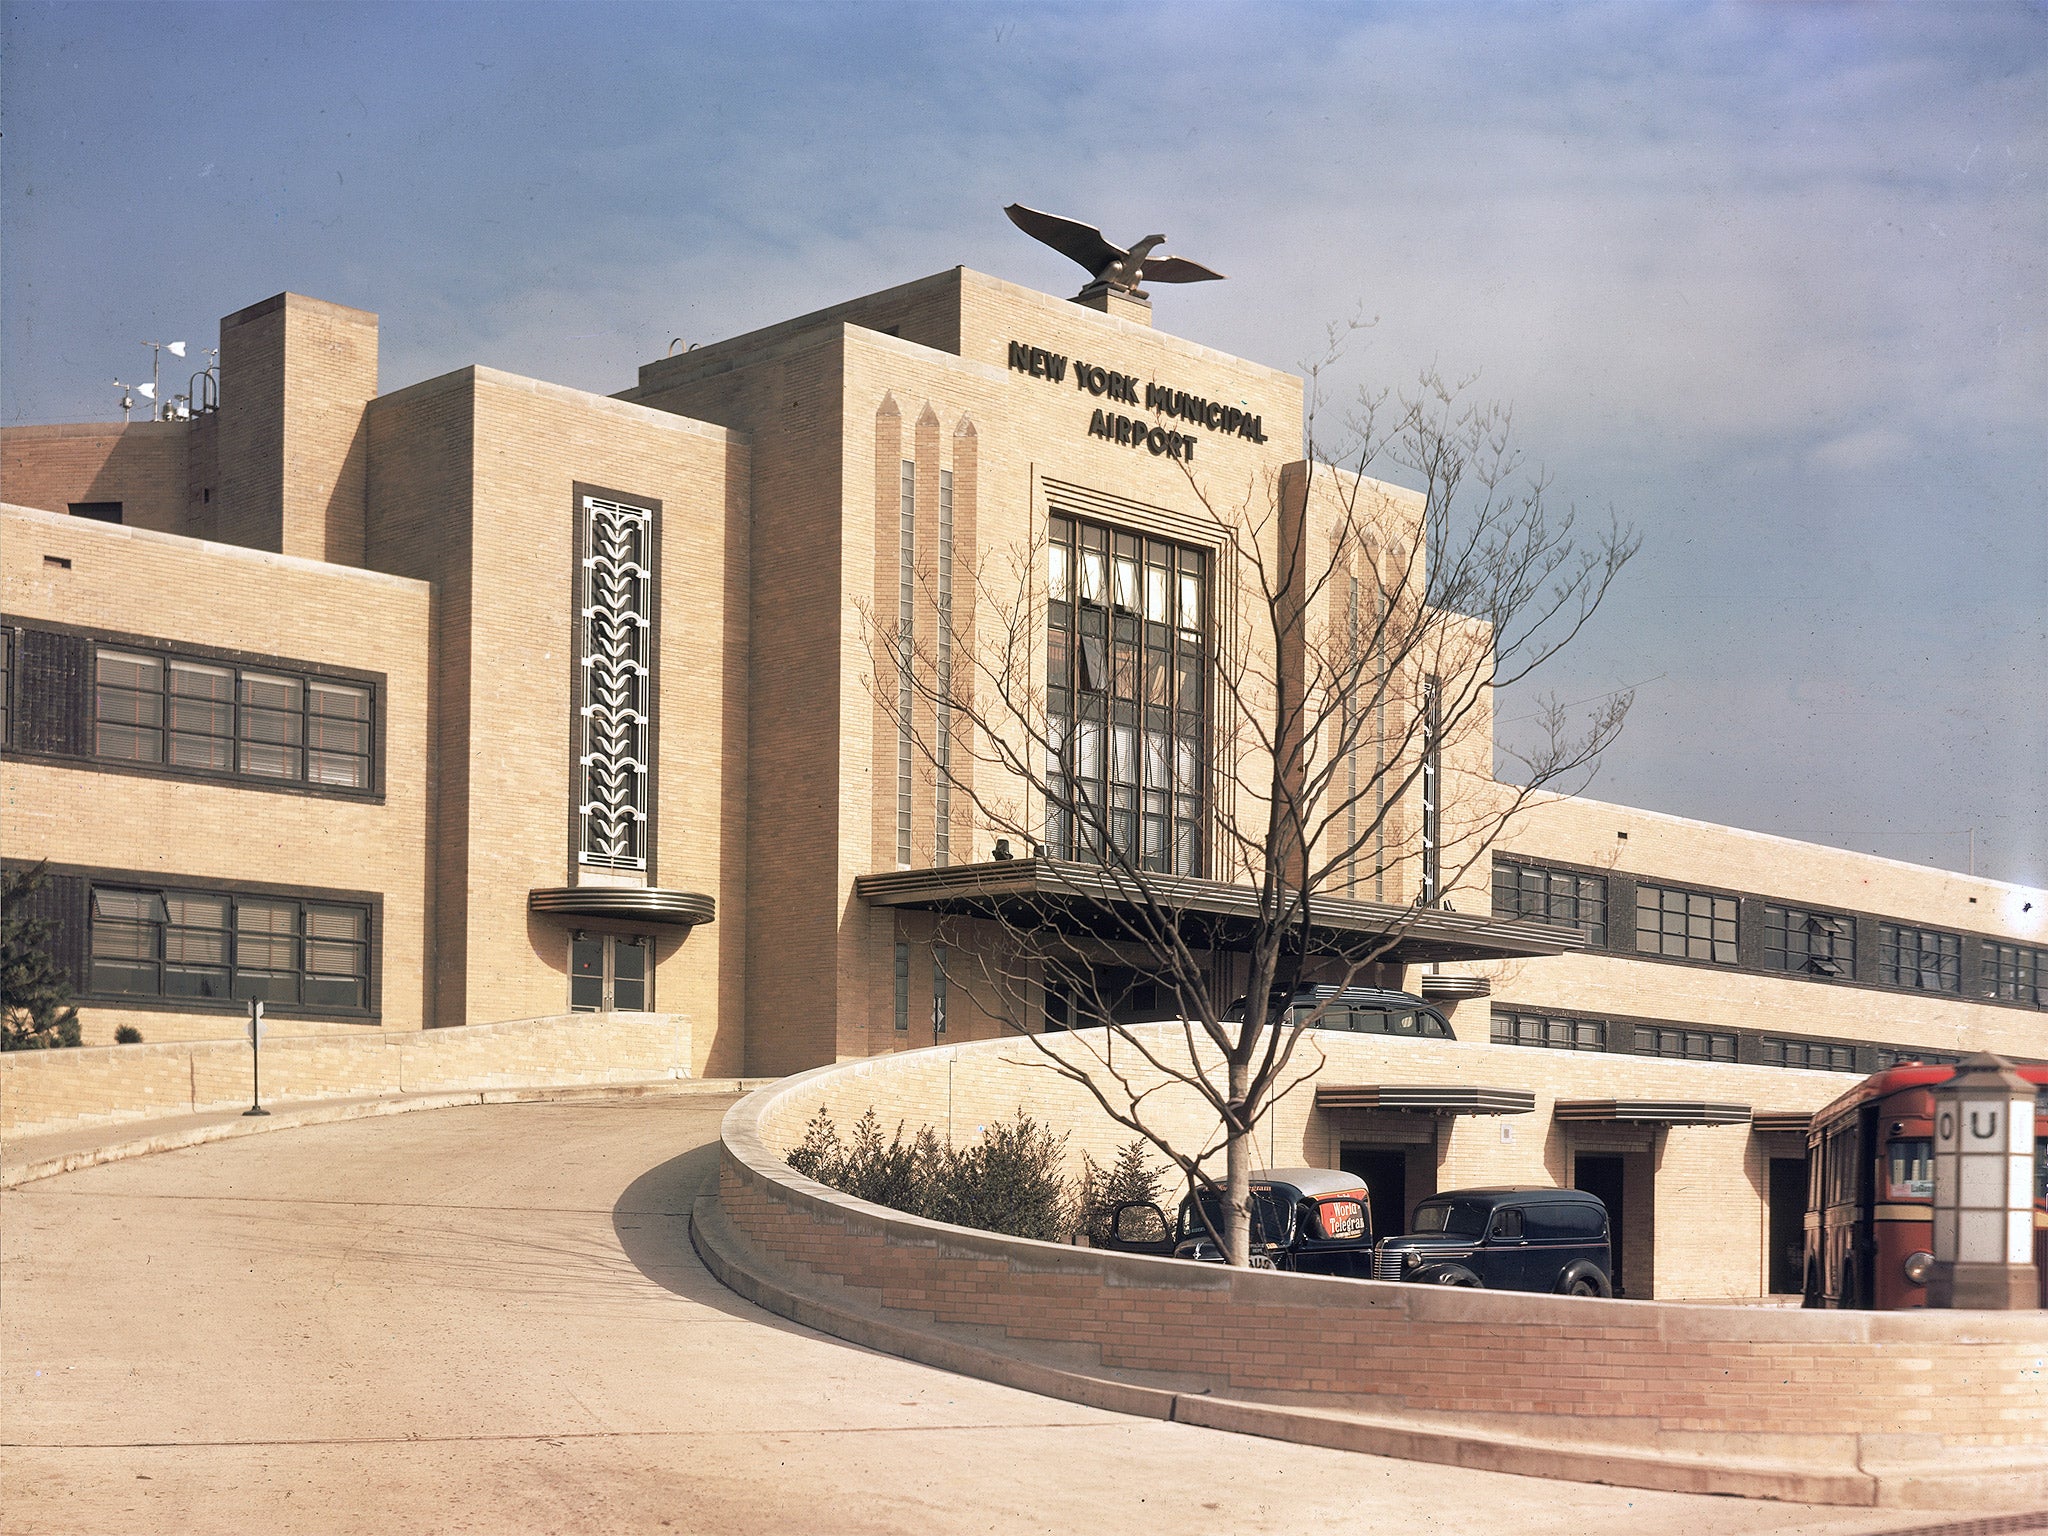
94, 648, 372, 790
1633, 1025, 1736, 1062
1984, 942, 2045, 1008
1762, 1038, 1856, 1071
1762, 904, 1855, 979
1875, 1046, 1961, 1069
89, 884, 369, 1010
1491, 1010, 1606, 1052
1878, 923, 1960, 993
1493, 859, 1608, 944
1634, 883, 1737, 964
1043, 515, 1206, 874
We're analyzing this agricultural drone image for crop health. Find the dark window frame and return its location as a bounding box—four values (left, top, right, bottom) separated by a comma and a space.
1762, 902, 1857, 979
1760, 1037, 1858, 1072
1, 616, 386, 803
1983, 942, 2046, 1009
76, 870, 380, 1021
1634, 882, 1739, 965
1632, 1025, 1738, 1063
1491, 1007, 1608, 1052
1492, 857, 1609, 946
1877, 922, 1962, 994
1043, 512, 1209, 876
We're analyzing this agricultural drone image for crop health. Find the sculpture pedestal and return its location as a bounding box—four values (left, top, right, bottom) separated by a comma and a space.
1074, 281, 1153, 326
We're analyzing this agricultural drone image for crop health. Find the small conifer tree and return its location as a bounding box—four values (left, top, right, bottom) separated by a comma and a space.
2, 863, 82, 1051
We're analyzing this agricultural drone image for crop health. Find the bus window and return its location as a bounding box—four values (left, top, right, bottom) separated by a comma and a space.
1886, 1140, 1933, 1200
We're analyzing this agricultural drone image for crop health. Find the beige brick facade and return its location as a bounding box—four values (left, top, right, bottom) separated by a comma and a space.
2, 270, 2040, 1302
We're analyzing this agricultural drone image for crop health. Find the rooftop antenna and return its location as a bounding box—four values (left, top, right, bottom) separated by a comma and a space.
111, 380, 136, 423
139, 340, 187, 422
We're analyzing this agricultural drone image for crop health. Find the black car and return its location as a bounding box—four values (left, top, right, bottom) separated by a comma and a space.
1100, 1167, 1377, 1277
1221, 985, 1456, 1040
1373, 1186, 1613, 1297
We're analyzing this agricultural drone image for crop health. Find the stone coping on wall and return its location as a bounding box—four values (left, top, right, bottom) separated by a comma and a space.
703, 1035, 2048, 1510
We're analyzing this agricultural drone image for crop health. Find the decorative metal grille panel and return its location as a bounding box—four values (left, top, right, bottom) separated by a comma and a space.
578, 497, 652, 870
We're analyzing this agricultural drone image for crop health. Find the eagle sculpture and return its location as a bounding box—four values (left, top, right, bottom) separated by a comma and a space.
1004, 204, 1225, 298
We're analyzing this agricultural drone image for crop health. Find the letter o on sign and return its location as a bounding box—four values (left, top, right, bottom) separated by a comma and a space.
1147, 426, 1169, 455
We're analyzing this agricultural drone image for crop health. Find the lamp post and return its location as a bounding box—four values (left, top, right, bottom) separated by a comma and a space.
1928, 1052, 2037, 1309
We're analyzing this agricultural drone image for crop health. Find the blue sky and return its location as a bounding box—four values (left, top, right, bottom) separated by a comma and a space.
4, 2, 2043, 888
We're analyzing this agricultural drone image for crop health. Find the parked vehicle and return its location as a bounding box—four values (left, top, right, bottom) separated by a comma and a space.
1372, 1186, 1613, 1296
1221, 985, 1456, 1040
1100, 1167, 1376, 1276
1803, 1061, 2048, 1311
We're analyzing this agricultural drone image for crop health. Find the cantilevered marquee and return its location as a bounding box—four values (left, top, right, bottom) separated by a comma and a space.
855, 857, 1586, 967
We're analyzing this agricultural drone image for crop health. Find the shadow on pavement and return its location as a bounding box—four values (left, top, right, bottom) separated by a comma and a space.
609, 1125, 891, 1353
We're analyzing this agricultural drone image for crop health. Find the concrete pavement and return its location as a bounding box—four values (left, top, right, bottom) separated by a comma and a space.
0, 1094, 2018, 1534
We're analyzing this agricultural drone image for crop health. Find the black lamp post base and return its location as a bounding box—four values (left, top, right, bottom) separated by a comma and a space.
242, 1106, 270, 1117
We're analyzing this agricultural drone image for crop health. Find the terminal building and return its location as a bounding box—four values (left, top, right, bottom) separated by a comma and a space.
3, 265, 2041, 1298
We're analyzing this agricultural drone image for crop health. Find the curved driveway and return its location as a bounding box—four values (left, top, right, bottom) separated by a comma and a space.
0, 1095, 1975, 1535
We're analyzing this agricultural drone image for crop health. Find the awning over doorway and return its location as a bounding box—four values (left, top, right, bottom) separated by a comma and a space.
854, 859, 1586, 966
1554, 1099, 1750, 1126
1316, 1084, 1535, 1116
529, 886, 717, 928
1751, 1111, 1812, 1136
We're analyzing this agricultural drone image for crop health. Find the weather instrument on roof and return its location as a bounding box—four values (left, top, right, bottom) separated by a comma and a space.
1004, 204, 1225, 300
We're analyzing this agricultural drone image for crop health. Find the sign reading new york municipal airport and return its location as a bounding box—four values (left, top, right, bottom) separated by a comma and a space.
1008, 340, 1269, 464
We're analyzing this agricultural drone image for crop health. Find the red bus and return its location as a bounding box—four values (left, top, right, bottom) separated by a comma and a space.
1804, 1062, 2048, 1310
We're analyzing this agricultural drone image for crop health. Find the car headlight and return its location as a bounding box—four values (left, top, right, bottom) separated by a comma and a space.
1403, 1250, 1422, 1271
1903, 1251, 1934, 1286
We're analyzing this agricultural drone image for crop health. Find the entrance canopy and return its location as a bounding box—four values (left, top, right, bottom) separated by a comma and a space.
855, 859, 1587, 966
1316, 1084, 1535, 1116
1554, 1099, 1751, 1126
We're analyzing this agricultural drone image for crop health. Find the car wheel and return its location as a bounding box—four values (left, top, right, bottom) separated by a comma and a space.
1557, 1261, 1612, 1298
1433, 1267, 1483, 1287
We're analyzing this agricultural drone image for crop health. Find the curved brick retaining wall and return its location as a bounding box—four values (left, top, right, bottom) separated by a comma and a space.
701, 1032, 2048, 1509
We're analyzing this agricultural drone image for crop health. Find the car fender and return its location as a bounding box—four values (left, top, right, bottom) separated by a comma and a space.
1413, 1262, 1484, 1287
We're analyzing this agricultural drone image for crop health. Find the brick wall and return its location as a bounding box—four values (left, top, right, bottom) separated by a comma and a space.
0, 1010, 691, 1138
1, 505, 431, 1042
719, 1038, 2048, 1493
216, 293, 378, 563
1, 422, 192, 533
750, 1022, 1906, 1302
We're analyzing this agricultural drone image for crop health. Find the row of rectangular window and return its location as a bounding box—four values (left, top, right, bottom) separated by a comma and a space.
93, 648, 372, 790
1493, 857, 2044, 1007
1492, 1006, 1963, 1074
89, 884, 370, 1011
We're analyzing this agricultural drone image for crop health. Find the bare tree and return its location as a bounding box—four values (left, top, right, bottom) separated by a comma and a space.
866, 362, 1638, 1266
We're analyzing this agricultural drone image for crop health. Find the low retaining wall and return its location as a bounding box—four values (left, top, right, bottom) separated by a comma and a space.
0, 1011, 690, 1138
707, 1037, 2048, 1508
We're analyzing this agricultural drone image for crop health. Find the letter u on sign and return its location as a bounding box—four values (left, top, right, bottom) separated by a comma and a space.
1967, 1107, 2004, 1143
